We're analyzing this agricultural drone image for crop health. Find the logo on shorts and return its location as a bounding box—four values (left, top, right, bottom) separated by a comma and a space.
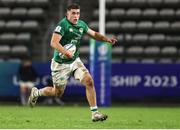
60, 77, 65, 81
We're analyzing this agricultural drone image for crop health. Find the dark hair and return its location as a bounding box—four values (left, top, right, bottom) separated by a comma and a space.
67, 3, 80, 11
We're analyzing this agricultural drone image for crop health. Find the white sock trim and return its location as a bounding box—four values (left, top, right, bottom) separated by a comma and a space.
38, 89, 43, 96
90, 106, 98, 111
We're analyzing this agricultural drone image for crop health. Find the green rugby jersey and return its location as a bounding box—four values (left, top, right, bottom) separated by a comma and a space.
53, 17, 89, 64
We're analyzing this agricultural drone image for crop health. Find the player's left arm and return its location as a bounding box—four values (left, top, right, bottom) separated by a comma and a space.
86, 28, 117, 45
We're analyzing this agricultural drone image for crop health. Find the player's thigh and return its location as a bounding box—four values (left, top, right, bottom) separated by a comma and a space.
51, 59, 71, 88
73, 58, 89, 82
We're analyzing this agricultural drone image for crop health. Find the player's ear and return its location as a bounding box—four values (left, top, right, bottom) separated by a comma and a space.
65, 10, 69, 16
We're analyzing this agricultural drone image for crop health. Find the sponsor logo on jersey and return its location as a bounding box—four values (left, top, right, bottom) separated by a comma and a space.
69, 28, 73, 32
79, 28, 83, 34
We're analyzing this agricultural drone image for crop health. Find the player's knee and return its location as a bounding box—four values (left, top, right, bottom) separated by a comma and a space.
53, 82, 66, 96
54, 87, 64, 97
55, 90, 61, 97
83, 73, 94, 88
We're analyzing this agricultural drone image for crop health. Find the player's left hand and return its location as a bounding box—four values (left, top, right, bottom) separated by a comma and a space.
107, 37, 117, 45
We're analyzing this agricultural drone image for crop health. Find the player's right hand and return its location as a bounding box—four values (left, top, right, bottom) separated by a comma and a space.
64, 50, 74, 59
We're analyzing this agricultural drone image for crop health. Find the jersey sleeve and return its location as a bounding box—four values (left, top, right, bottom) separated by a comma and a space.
79, 20, 89, 33
53, 21, 66, 36
82, 21, 89, 34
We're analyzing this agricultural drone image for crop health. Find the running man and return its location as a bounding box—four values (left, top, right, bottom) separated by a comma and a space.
28, 3, 117, 122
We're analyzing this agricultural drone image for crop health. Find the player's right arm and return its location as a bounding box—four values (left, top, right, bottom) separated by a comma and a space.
50, 33, 73, 59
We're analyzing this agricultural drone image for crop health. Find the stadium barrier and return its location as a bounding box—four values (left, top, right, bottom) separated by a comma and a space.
0, 62, 180, 103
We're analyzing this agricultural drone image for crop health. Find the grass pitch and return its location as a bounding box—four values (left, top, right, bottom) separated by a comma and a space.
0, 104, 180, 129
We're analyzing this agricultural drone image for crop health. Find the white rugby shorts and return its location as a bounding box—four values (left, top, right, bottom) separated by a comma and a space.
51, 58, 88, 88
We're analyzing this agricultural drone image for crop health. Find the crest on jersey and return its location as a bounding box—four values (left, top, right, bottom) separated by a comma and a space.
79, 28, 83, 34
69, 28, 73, 32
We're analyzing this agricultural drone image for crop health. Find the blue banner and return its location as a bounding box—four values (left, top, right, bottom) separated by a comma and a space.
0, 62, 180, 102
111, 63, 180, 100
90, 39, 112, 106
0, 62, 19, 96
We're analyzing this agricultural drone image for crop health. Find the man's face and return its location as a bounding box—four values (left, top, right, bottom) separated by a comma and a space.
66, 9, 80, 24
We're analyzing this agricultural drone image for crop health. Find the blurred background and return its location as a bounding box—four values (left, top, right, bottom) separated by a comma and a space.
0, 0, 180, 106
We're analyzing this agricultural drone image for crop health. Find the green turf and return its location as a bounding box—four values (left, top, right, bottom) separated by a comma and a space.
0, 105, 180, 129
